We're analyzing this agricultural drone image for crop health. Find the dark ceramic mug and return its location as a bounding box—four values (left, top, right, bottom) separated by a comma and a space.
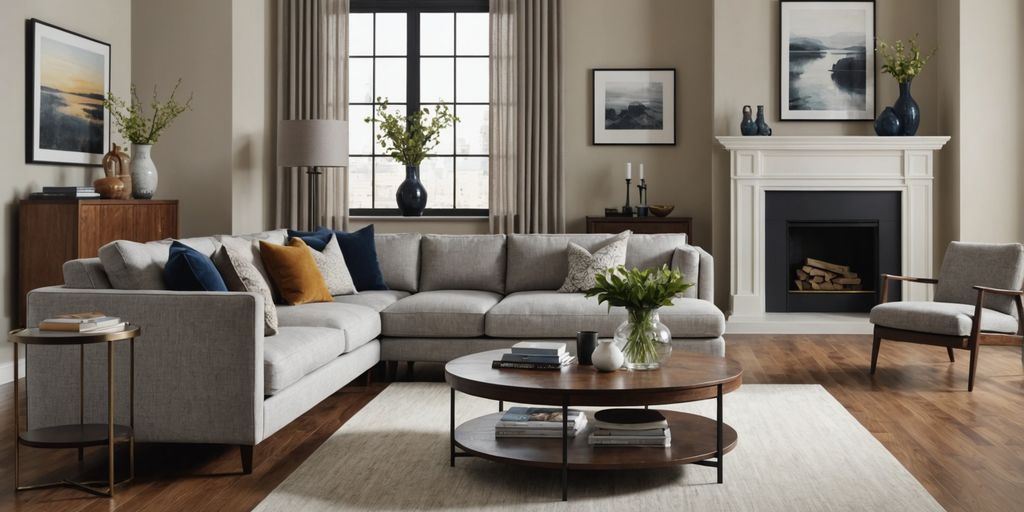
576, 331, 599, 365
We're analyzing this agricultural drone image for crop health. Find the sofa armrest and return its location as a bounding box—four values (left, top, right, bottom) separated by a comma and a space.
26, 286, 265, 445
694, 246, 714, 302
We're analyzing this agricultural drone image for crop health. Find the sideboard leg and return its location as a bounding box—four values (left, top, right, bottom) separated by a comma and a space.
717, 383, 724, 484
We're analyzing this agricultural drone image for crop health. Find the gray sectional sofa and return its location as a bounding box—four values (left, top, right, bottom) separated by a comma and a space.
25, 229, 725, 471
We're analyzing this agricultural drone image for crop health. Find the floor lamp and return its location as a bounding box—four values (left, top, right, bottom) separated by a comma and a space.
277, 119, 349, 231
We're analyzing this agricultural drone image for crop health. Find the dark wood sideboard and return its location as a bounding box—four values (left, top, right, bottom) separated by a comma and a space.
586, 216, 693, 241
18, 199, 179, 325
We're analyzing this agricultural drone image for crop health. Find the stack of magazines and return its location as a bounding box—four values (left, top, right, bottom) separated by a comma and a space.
588, 409, 671, 447
30, 186, 100, 199
39, 312, 125, 333
491, 341, 576, 370
495, 407, 588, 438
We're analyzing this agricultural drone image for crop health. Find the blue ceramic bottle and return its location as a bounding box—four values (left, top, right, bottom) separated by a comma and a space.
874, 107, 901, 136
755, 105, 772, 136
893, 81, 920, 136
396, 166, 427, 216
740, 105, 757, 135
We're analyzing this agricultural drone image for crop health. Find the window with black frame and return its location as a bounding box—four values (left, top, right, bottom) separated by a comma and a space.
348, 0, 489, 216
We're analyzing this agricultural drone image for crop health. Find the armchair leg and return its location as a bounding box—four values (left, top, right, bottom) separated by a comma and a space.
946, 347, 955, 362
240, 445, 254, 474
967, 343, 979, 392
870, 334, 882, 375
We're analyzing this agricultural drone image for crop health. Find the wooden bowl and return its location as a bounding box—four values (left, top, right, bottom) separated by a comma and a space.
649, 204, 675, 217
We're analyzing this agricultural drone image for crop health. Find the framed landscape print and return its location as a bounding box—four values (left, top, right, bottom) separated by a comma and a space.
593, 69, 675, 145
780, 1, 874, 120
26, 19, 110, 165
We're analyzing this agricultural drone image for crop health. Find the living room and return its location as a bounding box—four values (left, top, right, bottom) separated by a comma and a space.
2, 0, 1022, 510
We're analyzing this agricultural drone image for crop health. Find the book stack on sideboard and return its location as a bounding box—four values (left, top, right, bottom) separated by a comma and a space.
18, 198, 178, 325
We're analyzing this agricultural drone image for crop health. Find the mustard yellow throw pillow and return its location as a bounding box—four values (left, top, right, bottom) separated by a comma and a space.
259, 239, 333, 305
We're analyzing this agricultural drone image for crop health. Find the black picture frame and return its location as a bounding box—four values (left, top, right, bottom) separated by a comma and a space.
779, 1, 876, 121
26, 18, 111, 166
592, 68, 676, 145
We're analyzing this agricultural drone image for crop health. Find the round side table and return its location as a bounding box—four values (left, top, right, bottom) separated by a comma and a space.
8, 325, 140, 497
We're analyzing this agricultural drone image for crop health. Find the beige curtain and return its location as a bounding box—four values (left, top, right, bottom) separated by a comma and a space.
276, 0, 350, 231
489, 0, 564, 234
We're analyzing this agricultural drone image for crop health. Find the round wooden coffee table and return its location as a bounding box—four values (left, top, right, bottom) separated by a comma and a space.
444, 349, 743, 501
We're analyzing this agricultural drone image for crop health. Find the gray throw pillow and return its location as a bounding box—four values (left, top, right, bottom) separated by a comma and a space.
558, 231, 630, 293
307, 234, 357, 296
213, 245, 279, 336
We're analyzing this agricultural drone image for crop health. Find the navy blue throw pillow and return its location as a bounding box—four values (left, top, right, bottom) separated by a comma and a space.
290, 225, 387, 291
287, 228, 333, 251
164, 241, 228, 292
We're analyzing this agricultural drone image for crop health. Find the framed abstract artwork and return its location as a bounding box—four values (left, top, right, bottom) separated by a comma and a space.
592, 68, 675, 145
780, 1, 875, 120
26, 19, 111, 165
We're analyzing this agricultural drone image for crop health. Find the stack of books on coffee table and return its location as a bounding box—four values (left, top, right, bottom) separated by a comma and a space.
588, 408, 671, 447
495, 407, 588, 438
491, 341, 576, 370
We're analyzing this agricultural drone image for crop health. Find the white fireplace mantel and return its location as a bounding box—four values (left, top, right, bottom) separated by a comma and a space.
717, 135, 950, 327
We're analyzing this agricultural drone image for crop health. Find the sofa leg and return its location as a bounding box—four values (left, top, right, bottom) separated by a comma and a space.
406, 361, 415, 381
870, 335, 882, 375
946, 347, 955, 363
967, 343, 979, 392
386, 361, 399, 381
240, 445, 254, 474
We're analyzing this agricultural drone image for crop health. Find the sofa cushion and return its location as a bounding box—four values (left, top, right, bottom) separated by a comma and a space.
375, 233, 421, 292
870, 301, 1018, 337
333, 290, 411, 312
671, 246, 700, 299
164, 241, 228, 292
334, 226, 388, 291
381, 290, 502, 337
558, 231, 629, 292
626, 234, 688, 271
62, 258, 112, 289
213, 245, 279, 336
217, 235, 277, 296
263, 327, 346, 395
506, 234, 617, 292
260, 239, 333, 305
305, 234, 357, 296
485, 291, 726, 338
420, 235, 507, 294
276, 301, 381, 353
98, 236, 220, 290
934, 242, 1024, 315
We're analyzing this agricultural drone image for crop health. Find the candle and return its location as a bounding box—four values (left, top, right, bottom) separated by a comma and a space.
626, 162, 632, 180
639, 163, 645, 180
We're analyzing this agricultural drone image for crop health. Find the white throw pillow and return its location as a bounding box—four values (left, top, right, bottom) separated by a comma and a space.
557, 231, 630, 293
307, 234, 358, 296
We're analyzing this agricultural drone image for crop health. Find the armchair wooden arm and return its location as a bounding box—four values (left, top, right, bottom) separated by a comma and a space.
880, 274, 938, 304
971, 285, 1024, 338
972, 285, 1024, 297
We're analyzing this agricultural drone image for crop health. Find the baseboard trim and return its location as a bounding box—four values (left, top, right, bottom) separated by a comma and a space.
0, 358, 26, 385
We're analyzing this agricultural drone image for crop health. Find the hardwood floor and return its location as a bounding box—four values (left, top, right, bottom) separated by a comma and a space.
1, 335, 1021, 511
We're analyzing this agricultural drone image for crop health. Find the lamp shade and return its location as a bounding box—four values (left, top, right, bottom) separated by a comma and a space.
277, 119, 349, 168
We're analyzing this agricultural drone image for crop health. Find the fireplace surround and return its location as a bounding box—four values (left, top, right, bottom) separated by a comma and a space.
717, 135, 949, 331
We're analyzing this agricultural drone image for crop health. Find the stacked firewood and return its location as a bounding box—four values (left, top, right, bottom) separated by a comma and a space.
794, 258, 862, 291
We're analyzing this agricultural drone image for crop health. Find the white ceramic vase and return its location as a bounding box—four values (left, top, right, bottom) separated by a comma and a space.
591, 339, 624, 372
131, 143, 158, 199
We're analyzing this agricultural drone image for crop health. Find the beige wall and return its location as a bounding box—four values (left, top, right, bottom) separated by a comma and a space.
132, 0, 275, 238
0, 0, 132, 375
956, 0, 1024, 242
711, 0, 941, 308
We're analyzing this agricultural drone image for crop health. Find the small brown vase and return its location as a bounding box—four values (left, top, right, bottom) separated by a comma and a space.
93, 176, 125, 199
102, 143, 132, 199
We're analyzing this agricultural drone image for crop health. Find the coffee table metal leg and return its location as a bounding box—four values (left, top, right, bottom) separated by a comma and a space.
498, 400, 504, 412
717, 383, 723, 484
561, 402, 568, 501
450, 388, 455, 467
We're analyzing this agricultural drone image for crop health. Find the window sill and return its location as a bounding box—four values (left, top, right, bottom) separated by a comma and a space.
349, 215, 488, 221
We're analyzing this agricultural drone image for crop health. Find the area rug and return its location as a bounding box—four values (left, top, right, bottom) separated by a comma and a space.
255, 383, 943, 511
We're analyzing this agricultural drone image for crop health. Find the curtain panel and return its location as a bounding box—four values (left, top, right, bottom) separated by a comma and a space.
276, 0, 350, 231
489, 0, 564, 234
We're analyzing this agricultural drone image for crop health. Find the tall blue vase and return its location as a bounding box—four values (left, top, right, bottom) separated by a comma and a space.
396, 166, 427, 216
893, 81, 920, 136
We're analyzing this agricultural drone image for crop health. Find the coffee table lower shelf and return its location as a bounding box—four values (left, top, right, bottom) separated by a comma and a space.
453, 410, 737, 470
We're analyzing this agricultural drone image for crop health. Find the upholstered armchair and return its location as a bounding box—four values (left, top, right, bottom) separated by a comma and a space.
869, 242, 1024, 391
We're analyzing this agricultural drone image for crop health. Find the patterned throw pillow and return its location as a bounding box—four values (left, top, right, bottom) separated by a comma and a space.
557, 231, 631, 293
212, 245, 279, 336
305, 234, 357, 296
